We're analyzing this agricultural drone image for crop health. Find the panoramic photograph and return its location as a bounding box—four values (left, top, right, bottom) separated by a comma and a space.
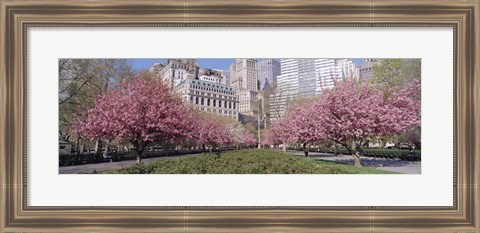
58, 58, 421, 174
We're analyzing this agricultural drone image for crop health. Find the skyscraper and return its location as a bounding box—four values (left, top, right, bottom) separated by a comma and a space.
315, 59, 344, 91
359, 59, 379, 81
270, 59, 299, 121
234, 59, 258, 92
270, 58, 359, 122
231, 59, 259, 116
336, 59, 360, 80
219, 69, 231, 86
229, 63, 237, 88
257, 59, 280, 90
298, 59, 318, 97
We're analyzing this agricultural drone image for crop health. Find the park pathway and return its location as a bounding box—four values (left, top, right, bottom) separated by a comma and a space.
59, 153, 203, 174
289, 150, 421, 174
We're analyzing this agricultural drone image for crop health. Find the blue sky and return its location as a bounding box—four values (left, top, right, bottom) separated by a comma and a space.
128, 58, 366, 72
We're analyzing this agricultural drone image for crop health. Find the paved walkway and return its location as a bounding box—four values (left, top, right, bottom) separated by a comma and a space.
289, 150, 421, 174
59, 153, 203, 174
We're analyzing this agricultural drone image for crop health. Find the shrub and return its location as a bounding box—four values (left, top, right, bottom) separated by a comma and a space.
103, 149, 396, 174
312, 148, 421, 161
59, 149, 205, 166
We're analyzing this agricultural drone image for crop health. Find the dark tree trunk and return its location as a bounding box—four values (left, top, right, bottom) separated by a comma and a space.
79, 143, 85, 155
95, 140, 102, 154
94, 140, 103, 162
302, 142, 308, 157
75, 137, 80, 155
103, 141, 110, 158
135, 140, 145, 165
135, 149, 143, 165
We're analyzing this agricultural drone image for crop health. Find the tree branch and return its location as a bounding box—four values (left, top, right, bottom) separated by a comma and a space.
59, 78, 91, 105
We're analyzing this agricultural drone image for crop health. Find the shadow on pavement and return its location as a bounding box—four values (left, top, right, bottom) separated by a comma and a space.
291, 151, 419, 168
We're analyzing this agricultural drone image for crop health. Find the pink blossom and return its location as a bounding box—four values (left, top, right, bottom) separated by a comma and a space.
261, 129, 281, 147
73, 75, 195, 164
240, 130, 257, 147
194, 115, 233, 150
272, 78, 420, 163
317, 78, 420, 146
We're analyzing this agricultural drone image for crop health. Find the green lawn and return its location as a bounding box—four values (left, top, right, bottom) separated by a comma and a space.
102, 149, 397, 174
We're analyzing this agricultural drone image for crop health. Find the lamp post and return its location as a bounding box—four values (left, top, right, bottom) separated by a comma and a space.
257, 97, 262, 148
257, 96, 266, 149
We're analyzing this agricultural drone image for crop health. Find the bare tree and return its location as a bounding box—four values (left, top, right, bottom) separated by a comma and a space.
59, 59, 134, 155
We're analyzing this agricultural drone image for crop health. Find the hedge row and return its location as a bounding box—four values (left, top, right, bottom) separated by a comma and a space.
103, 149, 396, 174
59, 149, 206, 166
311, 148, 421, 161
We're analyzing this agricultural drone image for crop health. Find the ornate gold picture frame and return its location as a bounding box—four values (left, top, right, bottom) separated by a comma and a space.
1, 0, 479, 232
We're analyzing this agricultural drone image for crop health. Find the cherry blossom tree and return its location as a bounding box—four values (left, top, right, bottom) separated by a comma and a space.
241, 130, 257, 148
280, 103, 325, 156
315, 78, 420, 167
261, 129, 281, 148
195, 115, 233, 152
227, 123, 256, 149
271, 116, 295, 151
74, 75, 194, 164
224, 121, 254, 149
59, 59, 134, 157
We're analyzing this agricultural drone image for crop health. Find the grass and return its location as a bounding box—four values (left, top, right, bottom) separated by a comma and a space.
311, 159, 398, 174
102, 149, 397, 174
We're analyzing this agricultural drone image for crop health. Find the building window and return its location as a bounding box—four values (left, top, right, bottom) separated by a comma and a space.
224, 101, 227, 108
201, 98, 204, 105
213, 99, 216, 107
233, 102, 236, 109
195, 97, 199, 104
207, 99, 210, 106
229, 102, 232, 109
